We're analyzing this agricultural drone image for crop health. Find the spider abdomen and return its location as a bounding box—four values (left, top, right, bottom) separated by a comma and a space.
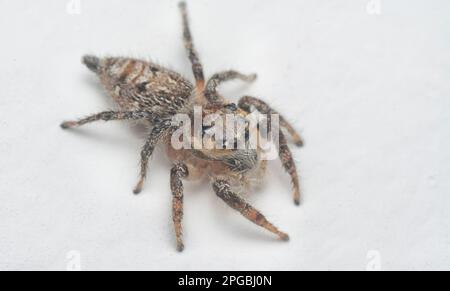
85, 56, 194, 116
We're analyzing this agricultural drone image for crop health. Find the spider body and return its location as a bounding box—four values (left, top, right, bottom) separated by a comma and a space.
61, 2, 303, 252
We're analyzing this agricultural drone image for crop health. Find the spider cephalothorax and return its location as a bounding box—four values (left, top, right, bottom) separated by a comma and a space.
61, 2, 304, 252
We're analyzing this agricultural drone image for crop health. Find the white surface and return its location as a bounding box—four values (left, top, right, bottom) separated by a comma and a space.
0, 0, 449, 271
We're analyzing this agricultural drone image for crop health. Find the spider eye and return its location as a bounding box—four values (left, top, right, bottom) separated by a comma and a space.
202, 125, 213, 137
203, 125, 213, 130
224, 103, 238, 111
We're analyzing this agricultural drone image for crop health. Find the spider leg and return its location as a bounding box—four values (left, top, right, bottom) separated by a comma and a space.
212, 179, 289, 241
204, 71, 258, 103
60, 110, 153, 129
179, 2, 205, 90
238, 96, 304, 147
238, 96, 302, 205
278, 131, 301, 205
170, 163, 189, 252
134, 119, 174, 194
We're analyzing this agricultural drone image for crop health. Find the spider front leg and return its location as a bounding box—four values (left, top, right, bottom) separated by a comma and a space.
179, 1, 204, 90
238, 96, 302, 205
238, 96, 304, 147
133, 119, 174, 194
278, 131, 301, 205
60, 110, 153, 129
204, 71, 258, 103
212, 179, 289, 241
170, 163, 189, 252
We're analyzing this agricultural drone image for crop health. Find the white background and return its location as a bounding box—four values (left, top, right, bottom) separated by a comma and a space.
0, 0, 449, 270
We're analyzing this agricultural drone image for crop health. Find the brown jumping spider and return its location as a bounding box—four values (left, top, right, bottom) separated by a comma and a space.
61, 2, 303, 252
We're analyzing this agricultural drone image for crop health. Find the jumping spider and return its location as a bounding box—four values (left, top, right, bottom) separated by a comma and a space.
61, 2, 304, 252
